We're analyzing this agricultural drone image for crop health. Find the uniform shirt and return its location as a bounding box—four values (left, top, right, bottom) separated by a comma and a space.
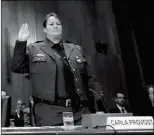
46, 38, 76, 100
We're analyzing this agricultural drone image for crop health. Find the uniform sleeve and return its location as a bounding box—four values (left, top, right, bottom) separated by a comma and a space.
75, 45, 103, 99
11, 40, 30, 73
75, 45, 110, 112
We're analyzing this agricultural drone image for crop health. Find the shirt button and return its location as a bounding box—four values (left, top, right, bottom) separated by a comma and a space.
75, 78, 78, 81
76, 89, 80, 91
72, 69, 75, 71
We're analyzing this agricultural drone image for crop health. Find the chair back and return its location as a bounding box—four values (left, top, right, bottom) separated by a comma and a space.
1, 96, 11, 127
29, 96, 35, 126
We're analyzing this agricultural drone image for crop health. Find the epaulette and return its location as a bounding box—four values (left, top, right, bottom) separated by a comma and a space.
35, 40, 44, 43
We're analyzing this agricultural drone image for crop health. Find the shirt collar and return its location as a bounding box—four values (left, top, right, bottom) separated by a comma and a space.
117, 104, 124, 110
45, 38, 63, 49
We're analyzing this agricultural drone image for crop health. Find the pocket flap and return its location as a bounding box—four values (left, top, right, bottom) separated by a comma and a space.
32, 56, 47, 62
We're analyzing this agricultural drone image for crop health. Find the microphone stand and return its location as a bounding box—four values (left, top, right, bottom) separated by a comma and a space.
89, 88, 110, 113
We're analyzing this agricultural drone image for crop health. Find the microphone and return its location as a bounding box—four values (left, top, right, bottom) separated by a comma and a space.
89, 88, 109, 113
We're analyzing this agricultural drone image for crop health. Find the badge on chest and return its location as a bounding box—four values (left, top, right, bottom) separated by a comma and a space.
76, 56, 86, 64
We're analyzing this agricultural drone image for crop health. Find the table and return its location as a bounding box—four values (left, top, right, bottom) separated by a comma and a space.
2, 126, 154, 135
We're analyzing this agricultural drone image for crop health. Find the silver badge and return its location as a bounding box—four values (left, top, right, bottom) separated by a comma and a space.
77, 59, 82, 63
76, 56, 82, 63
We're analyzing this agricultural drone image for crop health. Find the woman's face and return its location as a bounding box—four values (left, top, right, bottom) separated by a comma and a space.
44, 16, 62, 38
148, 87, 154, 104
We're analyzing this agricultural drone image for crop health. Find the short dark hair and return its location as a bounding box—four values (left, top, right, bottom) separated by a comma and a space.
43, 12, 61, 28
114, 92, 125, 98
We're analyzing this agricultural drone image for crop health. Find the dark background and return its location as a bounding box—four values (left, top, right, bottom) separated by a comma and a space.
112, 1, 152, 115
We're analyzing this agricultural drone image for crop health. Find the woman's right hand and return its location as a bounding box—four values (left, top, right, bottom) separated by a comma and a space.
18, 23, 30, 42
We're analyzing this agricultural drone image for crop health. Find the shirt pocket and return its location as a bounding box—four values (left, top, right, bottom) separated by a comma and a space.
31, 56, 48, 73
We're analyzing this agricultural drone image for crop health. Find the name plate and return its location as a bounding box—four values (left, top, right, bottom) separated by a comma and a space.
106, 116, 154, 130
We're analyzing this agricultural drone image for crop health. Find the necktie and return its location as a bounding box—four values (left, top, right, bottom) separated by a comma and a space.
54, 42, 76, 97
55, 43, 69, 66
54, 43, 63, 55
121, 108, 125, 113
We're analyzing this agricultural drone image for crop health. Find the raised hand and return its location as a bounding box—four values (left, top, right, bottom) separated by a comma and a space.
18, 23, 30, 42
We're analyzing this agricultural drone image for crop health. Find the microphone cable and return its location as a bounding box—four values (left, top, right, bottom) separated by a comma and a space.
89, 88, 110, 113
